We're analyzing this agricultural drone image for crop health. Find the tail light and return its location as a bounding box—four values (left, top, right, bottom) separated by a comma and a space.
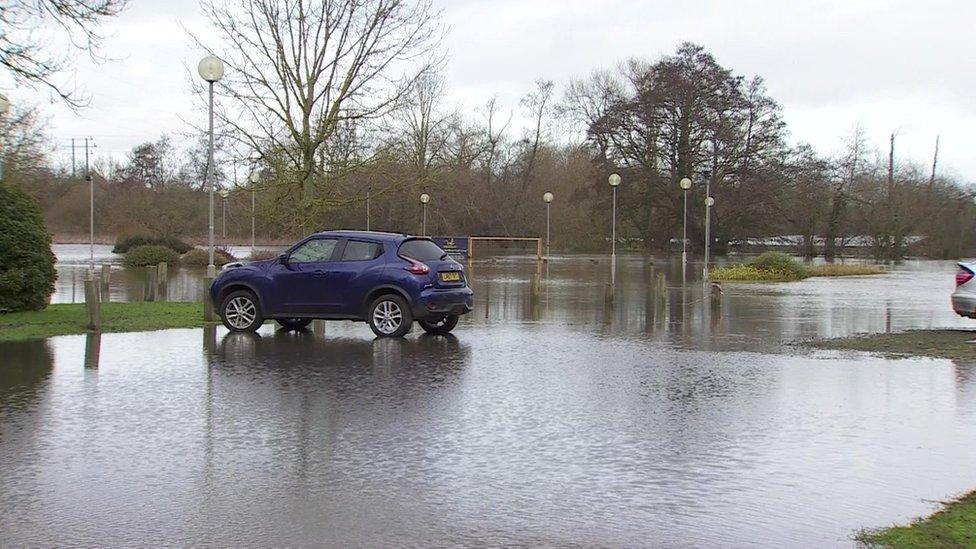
956, 266, 974, 287
401, 256, 429, 275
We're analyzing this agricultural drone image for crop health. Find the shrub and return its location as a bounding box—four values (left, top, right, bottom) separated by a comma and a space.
113, 235, 193, 254
180, 247, 236, 268
749, 252, 808, 280
0, 182, 58, 312
247, 248, 282, 261
123, 245, 179, 268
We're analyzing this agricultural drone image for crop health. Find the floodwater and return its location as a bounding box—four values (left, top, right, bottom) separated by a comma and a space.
2, 246, 975, 546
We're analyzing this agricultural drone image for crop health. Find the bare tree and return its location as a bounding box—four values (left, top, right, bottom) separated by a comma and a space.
192, 0, 443, 230
1, 0, 128, 107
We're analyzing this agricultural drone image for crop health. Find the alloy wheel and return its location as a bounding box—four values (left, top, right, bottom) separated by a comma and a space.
225, 296, 257, 329
372, 300, 402, 335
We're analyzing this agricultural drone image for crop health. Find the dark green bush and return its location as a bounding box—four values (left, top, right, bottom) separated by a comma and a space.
749, 251, 808, 280
123, 245, 179, 268
0, 182, 58, 312
113, 235, 192, 254
180, 247, 235, 267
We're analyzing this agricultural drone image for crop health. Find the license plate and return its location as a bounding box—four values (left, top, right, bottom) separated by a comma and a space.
440, 271, 461, 282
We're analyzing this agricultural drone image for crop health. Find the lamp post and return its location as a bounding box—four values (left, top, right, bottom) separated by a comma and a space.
0, 94, 8, 183
366, 186, 371, 231
704, 195, 715, 281
219, 188, 229, 241
679, 177, 692, 268
420, 192, 430, 236
608, 173, 621, 286
248, 170, 260, 254
198, 54, 224, 278
543, 191, 554, 261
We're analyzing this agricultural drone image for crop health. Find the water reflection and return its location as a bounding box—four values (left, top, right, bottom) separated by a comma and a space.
0, 339, 54, 414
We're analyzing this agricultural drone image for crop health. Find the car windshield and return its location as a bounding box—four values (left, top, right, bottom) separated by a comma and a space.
398, 239, 446, 261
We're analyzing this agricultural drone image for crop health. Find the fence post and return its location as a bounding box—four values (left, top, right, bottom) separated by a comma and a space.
203, 276, 215, 321
84, 275, 101, 331
157, 262, 168, 300
100, 264, 111, 302
144, 265, 157, 302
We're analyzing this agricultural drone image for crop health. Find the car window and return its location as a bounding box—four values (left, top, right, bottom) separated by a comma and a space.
398, 239, 446, 261
341, 240, 382, 261
289, 238, 338, 263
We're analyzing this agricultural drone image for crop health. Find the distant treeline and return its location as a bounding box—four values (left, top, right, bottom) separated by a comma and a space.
2, 43, 973, 258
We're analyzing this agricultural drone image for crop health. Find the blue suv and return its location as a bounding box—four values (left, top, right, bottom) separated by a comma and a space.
210, 231, 473, 337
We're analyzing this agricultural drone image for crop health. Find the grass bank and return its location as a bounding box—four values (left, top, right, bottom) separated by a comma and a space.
710, 252, 885, 282
0, 302, 204, 342
857, 491, 976, 547
808, 329, 976, 362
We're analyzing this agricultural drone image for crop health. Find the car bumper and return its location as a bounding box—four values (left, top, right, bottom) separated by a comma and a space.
952, 293, 976, 318
414, 286, 474, 319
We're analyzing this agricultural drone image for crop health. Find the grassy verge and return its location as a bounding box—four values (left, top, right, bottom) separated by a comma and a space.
807, 329, 976, 361
710, 261, 885, 282
0, 302, 204, 342
806, 264, 886, 277
857, 491, 976, 548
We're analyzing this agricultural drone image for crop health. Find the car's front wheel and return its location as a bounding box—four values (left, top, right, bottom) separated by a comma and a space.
418, 315, 459, 335
276, 318, 312, 331
367, 294, 413, 338
220, 290, 264, 333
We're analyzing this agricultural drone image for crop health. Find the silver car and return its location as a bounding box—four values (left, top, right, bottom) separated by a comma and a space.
951, 262, 976, 318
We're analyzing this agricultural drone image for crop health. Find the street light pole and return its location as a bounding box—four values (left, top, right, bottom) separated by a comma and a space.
198, 55, 224, 279
608, 173, 621, 286
704, 179, 714, 282
543, 192, 554, 261
248, 169, 260, 255
420, 192, 430, 236
366, 187, 371, 231
679, 177, 692, 270
220, 189, 229, 242
0, 94, 8, 183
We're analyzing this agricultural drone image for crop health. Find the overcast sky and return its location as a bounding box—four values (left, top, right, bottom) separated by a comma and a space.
6, 0, 974, 181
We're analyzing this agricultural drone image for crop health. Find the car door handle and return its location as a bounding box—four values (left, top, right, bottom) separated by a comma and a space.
313, 270, 328, 277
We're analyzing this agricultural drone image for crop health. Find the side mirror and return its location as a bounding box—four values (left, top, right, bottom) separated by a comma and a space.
277, 253, 289, 264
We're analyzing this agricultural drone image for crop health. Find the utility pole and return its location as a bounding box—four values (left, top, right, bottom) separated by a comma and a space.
71, 138, 77, 177
929, 135, 940, 191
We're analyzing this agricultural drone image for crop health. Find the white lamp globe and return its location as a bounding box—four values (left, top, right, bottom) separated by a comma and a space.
420, 193, 430, 204
706, 196, 715, 207
543, 192, 554, 203
248, 170, 261, 184
198, 55, 225, 82
219, 189, 229, 199
608, 173, 621, 187
679, 177, 692, 190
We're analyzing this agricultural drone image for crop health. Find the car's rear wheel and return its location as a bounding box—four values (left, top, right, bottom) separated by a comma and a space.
418, 315, 459, 335
276, 318, 312, 331
220, 290, 264, 333
367, 294, 412, 338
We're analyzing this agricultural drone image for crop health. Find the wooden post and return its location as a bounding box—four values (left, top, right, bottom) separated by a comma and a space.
84, 332, 101, 369
468, 236, 474, 259
203, 276, 215, 321
144, 265, 157, 302
157, 262, 168, 300
313, 319, 326, 337
655, 272, 667, 314
604, 282, 614, 305
536, 238, 542, 262
100, 264, 111, 302
84, 276, 101, 331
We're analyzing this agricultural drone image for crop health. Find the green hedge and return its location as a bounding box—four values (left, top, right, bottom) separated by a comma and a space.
113, 235, 192, 254
749, 252, 808, 279
123, 245, 179, 268
0, 182, 58, 312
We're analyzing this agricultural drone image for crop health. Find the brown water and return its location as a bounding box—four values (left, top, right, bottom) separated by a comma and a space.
1, 247, 974, 546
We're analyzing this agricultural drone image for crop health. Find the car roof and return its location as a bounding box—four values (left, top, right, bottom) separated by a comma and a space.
312, 230, 420, 243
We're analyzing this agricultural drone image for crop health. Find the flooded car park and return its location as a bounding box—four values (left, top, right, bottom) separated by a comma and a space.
3, 247, 975, 546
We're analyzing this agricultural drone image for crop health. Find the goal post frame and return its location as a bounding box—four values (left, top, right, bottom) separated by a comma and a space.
467, 236, 542, 261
